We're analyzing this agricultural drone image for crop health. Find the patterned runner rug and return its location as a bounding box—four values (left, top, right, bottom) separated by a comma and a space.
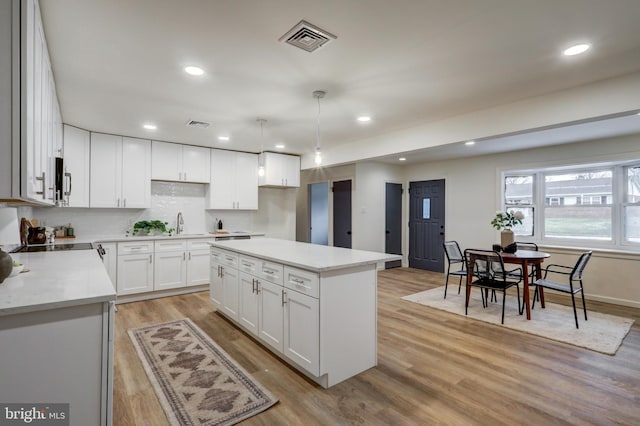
128, 318, 278, 425
403, 287, 634, 355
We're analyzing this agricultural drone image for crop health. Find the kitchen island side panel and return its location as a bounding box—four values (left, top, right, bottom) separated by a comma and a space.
319, 263, 378, 387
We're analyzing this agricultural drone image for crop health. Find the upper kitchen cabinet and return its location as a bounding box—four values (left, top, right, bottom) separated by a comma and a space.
151, 141, 210, 183
90, 133, 151, 208
258, 153, 300, 188
62, 125, 90, 207
0, 0, 62, 205
207, 150, 258, 210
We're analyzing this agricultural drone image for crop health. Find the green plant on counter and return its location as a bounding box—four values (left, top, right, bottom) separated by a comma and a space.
128, 220, 175, 236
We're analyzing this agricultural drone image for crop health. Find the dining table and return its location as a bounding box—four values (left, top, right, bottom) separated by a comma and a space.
500, 249, 551, 320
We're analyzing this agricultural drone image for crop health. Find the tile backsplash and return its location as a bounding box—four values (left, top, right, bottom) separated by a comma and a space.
19, 183, 296, 240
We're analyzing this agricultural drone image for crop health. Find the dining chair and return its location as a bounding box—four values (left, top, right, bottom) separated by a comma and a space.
443, 241, 466, 299
531, 251, 592, 329
464, 249, 522, 324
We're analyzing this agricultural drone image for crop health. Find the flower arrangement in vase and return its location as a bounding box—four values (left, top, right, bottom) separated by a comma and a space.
491, 210, 524, 247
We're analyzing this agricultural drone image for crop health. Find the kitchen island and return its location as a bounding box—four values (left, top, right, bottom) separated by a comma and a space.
0, 249, 116, 425
209, 238, 401, 388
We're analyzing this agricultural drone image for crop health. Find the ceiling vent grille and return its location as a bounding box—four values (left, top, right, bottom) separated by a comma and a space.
279, 20, 337, 53
185, 119, 211, 129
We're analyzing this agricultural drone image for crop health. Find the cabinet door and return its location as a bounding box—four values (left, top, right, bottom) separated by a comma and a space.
154, 251, 187, 290
121, 137, 151, 208
187, 249, 210, 286
182, 145, 211, 183
209, 262, 223, 308
283, 290, 319, 375
117, 253, 154, 295
90, 133, 122, 208
238, 272, 259, 336
258, 280, 284, 353
258, 152, 283, 187
63, 125, 90, 207
221, 265, 239, 320
207, 149, 235, 209
151, 141, 181, 181
283, 154, 301, 187
235, 152, 259, 210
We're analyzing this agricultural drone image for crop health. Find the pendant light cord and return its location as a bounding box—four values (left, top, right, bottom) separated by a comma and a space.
316, 95, 321, 152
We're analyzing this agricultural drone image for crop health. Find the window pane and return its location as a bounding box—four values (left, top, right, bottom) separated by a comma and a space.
505, 176, 533, 205
510, 207, 533, 236
627, 166, 640, 203
422, 198, 431, 219
545, 171, 612, 206
544, 206, 612, 240
625, 206, 640, 242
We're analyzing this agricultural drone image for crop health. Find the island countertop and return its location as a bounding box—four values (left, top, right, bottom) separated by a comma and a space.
209, 238, 401, 272
0, 250, 116, 316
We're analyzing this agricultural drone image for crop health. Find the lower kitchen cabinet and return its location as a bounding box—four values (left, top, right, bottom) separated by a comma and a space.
221, 266, 239, 320
257, 279, 286, 353
283, 288, 319, 375
116, 241, 154, 296
238, 272, 259, 335
186, 239, 212, 286
154, 240, 187, 290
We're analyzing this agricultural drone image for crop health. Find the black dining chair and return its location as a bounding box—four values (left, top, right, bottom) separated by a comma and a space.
443, 241, 466, 299
464, 249, 522, 324
532, 251, 592, 329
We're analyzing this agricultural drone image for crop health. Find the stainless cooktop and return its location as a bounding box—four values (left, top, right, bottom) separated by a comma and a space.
11, 243, 95, 253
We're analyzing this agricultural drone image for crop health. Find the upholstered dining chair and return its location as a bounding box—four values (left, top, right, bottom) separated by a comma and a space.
531, 251, 592, 329
443, 241, 466, 299
464, 249, 522, 324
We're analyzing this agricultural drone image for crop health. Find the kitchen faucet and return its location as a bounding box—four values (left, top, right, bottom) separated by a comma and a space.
176, 212, 184, 235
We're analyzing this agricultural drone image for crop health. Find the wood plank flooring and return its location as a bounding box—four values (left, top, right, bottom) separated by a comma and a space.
113, 267, 640, 425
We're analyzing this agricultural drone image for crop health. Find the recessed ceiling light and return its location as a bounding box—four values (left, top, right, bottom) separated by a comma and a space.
563, 43, 590, 56
184, 66, 204, 76
218, 136, 230, 141
465, 140, 475, 146
357, 116, 371, 122
275, 144, 285, 149
143, 123, 157, 130
398, 157, 406, 161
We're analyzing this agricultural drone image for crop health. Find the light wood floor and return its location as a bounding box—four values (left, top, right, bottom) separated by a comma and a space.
113, 268, 640, 425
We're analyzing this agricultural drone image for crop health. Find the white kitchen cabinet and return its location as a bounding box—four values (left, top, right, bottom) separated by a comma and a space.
283, 288, 319, 375
90, 133, 151, 208
116, 242, 154, 295
238, 271, 260, 335
62, 124, 90, 207
154, 240, 187, 291
99, 242, 117, 288
222, 265, 240, 320
187, 239, 213, 286
210, 248, 239, 316
151, 141, 210, 183
258, 152, 300, 188
209, 261, 223, 308
207, 150, 258, 210
257, 279, 285, 353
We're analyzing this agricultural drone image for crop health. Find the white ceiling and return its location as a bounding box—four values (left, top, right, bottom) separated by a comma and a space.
39, 0, 640, 165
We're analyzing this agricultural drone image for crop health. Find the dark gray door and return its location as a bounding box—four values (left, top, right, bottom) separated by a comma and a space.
333, 179, 352, 248
385, 182, 402, 268
409, 179, 445, 272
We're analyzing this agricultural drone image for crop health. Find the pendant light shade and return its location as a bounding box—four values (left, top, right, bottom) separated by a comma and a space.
257, 118, 266, 177
313, 90, 325, 166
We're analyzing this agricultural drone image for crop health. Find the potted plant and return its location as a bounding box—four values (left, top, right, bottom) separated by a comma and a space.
127, 220, 175, 236
491, 210, 524, 247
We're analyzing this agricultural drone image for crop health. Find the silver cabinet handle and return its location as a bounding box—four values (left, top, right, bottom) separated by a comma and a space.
263, 269, 275, 275
189, 252, 192, 260
220, 266, 224, 277
291, 277, 305, 284
178, 172, 182, 181
282, 290, 287, 306
184, 172, 187, 181
183, 252, 186, 260
149, 254, 152, 263
117, 198, 120, 207
124, 198, 127, 208
252, 278, 256, 294
36, 172, 45, 198
64, 171, 72, 198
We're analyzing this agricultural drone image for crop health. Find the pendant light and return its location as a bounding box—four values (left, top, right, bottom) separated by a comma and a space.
257, 118, 266, 177
313, 90, 326, 166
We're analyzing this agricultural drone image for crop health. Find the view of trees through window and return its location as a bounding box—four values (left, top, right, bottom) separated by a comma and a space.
503, 164, 640, 247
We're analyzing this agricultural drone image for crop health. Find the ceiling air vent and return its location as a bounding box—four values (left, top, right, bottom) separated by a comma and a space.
279, 20, 337, 53
185, 119, 211, 129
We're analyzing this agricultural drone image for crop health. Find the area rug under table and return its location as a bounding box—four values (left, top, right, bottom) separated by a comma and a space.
128, 318, 278, 426
402, 287, 634, 355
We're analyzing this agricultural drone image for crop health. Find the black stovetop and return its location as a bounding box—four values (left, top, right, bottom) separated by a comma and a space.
11, 242, 95, 253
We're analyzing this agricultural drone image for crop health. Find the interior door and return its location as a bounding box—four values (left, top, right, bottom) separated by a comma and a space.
409, 179, 445, 272
332, 179, 352, 248
385, 182, 403, 268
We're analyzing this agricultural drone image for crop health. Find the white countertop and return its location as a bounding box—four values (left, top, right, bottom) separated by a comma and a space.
93, 231, 264, 243
0, 249, 116, 316
210, 238, 401, 272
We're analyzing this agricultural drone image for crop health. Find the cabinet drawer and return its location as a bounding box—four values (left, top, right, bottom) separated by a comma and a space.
238, 255, 261, 275
187, 238, 213, 250
154, 239, 187, 252
284, 266, 319, 298
211, 248, 238, 268
258, 260, 284, 285
118, 241, 154, 255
